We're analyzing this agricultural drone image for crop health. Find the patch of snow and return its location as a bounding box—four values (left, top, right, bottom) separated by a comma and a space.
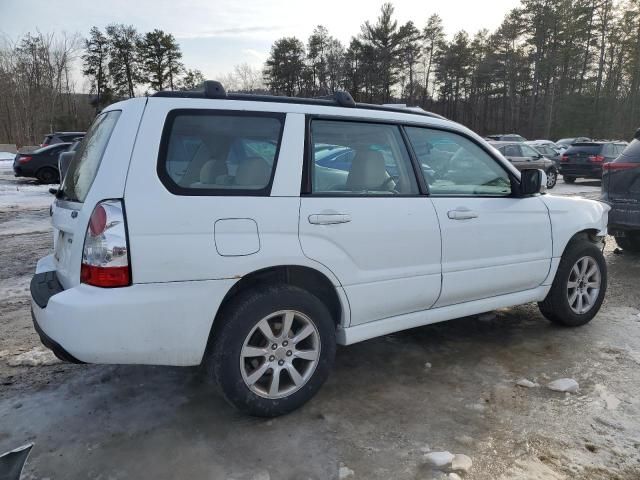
517, 379, 539, 388
0, 275, 31, 301
424, 451, 454, 469
0, 215, 50, 236
547, 378, 579, 393
338, 465, 354, 479
448, 474, 462, 480
251, 470, 270, 480
424, 362, 432, 369
0, 152, 15, 161
593, 384, 620, 410
451, 454, 472, 473
7, 346, 60, 367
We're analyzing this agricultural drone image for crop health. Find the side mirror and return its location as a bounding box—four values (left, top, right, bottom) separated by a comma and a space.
519, 168, 547, 195
58, 151, 74, 183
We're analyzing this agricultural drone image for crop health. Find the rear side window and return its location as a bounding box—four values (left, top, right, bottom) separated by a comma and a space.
309, 120, 419, 195
61, 110, 121, 203
616, 139, 640, 163
159, 110, 284, 195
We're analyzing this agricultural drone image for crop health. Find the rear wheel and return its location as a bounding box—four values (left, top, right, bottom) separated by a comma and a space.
36, 167, 59, 184
539, 238, 606, 327
546, 168, 558, 189
563, 175, 576, 184
209, 285, 336, 417
615, 233, 640, 253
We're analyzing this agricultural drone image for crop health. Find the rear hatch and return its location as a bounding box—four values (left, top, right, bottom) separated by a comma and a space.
50, 99, 146, 288
563, 143, 603, 164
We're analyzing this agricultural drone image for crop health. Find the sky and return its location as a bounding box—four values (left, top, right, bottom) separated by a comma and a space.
0, 0, 519, 87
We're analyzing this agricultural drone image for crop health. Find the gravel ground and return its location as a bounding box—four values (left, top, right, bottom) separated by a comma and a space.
1, 162, 639, 480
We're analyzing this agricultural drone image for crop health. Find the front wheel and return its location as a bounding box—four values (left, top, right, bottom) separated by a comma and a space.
209, 285, 336, 417
539, 238, 607, 327
546, 168, 558, 189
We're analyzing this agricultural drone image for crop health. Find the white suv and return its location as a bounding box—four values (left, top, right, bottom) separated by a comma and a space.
31, 81, 609, 416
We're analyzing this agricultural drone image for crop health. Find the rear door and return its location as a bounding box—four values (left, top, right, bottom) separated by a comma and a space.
520, 144, 547, 169
405, 127, 552, 306
298, 118, 442, 326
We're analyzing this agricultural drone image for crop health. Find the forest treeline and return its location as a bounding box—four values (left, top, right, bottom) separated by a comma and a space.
2, 0, 640, 144
0, 26, 206, 145
262, 1, 640, 140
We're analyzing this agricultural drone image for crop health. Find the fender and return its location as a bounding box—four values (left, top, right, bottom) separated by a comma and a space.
540, 194, 609, 258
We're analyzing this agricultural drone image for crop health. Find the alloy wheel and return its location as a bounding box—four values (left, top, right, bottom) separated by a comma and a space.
240, 310, 321, 399
567, 256, 601, 314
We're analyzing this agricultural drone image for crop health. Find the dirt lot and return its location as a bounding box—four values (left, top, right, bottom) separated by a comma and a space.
1, 162, 639, 479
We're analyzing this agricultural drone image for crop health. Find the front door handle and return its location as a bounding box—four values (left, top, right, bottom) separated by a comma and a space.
447, 208, 478, 220
308, 213, 351, 225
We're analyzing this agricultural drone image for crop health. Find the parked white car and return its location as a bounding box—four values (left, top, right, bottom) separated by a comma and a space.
31, 82, 609, 416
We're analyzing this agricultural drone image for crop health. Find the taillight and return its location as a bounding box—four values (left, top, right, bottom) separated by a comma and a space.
18, 155, 32, 163
603, 162, 640, 171
561, 154, 569, 162
589, 154, 605, 163
81, 200, 131, 288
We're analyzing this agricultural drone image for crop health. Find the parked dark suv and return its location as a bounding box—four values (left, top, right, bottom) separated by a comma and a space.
41, 131, 85, 147
602, 136, 640, 252
13, 143, 71, 183
559, 141, 627, 183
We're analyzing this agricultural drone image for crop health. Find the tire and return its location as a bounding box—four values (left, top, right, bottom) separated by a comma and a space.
563, 175, 576, 184
546, 168, 558, 189
36, 167, 59, 184
615, 233, 640, 253
539, 238, 607, 327
209, 284, 336, 417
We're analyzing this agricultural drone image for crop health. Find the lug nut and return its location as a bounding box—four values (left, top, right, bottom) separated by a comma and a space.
286, 350, 292, 357
278, 359, 285, 366
282, 340, 288, 347
271, 344, 278, 350
269, 355, 275, 362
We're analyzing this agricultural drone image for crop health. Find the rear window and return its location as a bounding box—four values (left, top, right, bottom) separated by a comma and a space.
566, 143, 603, 154
60, 110, 121, 203
158, 110, 284, 195
615, 139, 640, 163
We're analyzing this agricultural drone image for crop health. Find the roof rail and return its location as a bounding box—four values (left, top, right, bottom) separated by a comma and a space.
151, 80, 444, 119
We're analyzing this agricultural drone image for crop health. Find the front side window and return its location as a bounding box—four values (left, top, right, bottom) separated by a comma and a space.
159, 111, 284, 195
520, 145, 541, 157
502, 144, 521, 157
309, 120, 419, 195
405, 127, 512, 196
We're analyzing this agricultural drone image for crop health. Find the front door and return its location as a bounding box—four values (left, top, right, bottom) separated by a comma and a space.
298, 119, 442, 326
404, 127, 553, 307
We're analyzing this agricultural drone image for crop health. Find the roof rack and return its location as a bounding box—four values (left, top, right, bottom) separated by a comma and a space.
152, 80, 444, 119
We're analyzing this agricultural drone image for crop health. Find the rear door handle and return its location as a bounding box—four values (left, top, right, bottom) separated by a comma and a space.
447, 208, 478, 220
308, 214, 351, 225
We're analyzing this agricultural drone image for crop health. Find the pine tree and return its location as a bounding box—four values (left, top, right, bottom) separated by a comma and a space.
82, 27, 112, 109
137, 29, 183, 92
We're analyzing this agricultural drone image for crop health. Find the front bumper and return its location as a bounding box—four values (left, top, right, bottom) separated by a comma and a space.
30, 256, 236, 366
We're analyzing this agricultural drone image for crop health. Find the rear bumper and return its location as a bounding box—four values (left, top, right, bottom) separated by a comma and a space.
30, 256, 236, 366
559, 164, 602, 178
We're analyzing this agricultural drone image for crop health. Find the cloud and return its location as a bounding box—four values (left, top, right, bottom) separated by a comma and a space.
176, 25, 285, 39
242, 48, 268, 62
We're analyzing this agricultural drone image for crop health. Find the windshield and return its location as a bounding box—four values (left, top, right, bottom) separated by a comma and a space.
60, 110, 121, 202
